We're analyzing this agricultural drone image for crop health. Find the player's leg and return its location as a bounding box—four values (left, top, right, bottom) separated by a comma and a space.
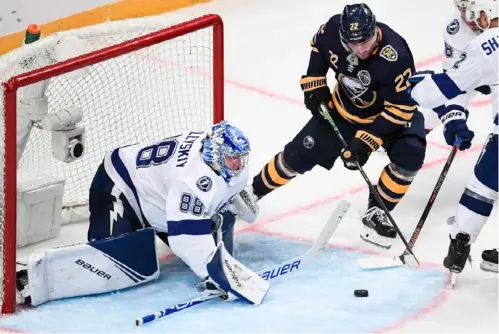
361, 111, 426, 248
211, 211, 236, 255
251, 113, 357, 199
16, 163, 160, 306
444, 134, 498, 273
87, 162, 145, 241
16, 228, 160, 306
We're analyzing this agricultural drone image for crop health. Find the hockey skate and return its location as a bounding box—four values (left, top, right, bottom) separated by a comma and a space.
360, 206, 397, 249
16, 269, 31, 305
443, 232, 471, 274
480, 248, 498, 273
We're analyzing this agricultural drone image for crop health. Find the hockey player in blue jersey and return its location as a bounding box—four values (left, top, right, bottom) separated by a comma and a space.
408, 0, 498, 274
15, 121, 270, 306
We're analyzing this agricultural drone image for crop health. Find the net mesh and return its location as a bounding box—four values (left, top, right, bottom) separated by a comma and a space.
0, 13, 220, 313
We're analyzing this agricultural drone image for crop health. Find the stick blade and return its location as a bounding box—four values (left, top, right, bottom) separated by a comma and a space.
308, 200, 351, 256
358, 256, 404, 270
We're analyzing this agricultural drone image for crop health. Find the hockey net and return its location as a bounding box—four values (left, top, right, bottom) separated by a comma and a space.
0, 14, 224, 314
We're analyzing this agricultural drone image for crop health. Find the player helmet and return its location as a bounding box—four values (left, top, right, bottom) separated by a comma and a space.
202, 120, 250, 183
455, 0, 498, 30
339, 3, 377, 44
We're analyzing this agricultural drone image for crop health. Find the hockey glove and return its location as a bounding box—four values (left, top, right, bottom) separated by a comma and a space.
300, 75, 332, 118
438, 107, 474, 150
341, 130, 383, 170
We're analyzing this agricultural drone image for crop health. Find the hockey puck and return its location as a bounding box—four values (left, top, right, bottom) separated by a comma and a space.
354, 289, 368, 297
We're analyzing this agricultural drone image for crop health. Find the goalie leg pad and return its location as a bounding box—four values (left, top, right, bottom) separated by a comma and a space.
207, 242, 270, 305
26, 228, 159, 306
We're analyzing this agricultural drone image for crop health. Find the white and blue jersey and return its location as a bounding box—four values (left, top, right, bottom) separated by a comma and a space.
103, 131, 249, 278
410, 27, 498, 132
441, 9, 482, 112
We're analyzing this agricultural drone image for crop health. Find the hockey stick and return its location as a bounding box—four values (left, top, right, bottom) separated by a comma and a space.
136, 200, 351, 326
317, 103, 419, 266
358, 138, 461, 269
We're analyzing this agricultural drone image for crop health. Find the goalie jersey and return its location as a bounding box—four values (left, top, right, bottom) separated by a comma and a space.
410, 28, 498, 132
103, 131, 249, 277
308, 14, 418, 135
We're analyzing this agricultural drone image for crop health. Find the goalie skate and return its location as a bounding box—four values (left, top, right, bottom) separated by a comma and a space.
360, 207, 396, 249
16, 269, 31, 305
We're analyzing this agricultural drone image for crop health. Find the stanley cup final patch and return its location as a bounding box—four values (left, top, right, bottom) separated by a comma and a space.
197, 176, 213, 192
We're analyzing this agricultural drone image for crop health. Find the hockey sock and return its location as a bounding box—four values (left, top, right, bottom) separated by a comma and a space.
373, 163, 417, 211
451, 188, 494, 243
252, 152, 296, 198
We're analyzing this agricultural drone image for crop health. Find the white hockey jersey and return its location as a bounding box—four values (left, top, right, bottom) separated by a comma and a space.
103, 131, 249, 278
411, 28, 498, 131
442, 9, 481, 110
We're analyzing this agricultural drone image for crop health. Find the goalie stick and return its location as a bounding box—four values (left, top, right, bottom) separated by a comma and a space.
136, 200, 351, 326
317, 103, 419, 266
358, 139, 461, 270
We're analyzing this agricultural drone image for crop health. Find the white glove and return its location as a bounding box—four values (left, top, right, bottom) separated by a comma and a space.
226, 186, 259, 223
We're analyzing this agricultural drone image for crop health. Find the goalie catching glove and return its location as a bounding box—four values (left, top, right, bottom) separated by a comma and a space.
341, 130, 383, 170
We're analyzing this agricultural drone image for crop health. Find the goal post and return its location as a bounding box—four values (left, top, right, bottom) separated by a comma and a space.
1, 13, 224, 314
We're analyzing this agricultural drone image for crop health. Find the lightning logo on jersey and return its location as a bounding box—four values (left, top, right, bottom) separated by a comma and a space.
109, 185, 124, 236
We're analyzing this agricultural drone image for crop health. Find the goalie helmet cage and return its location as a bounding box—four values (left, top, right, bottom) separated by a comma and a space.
1, 14, 224, 314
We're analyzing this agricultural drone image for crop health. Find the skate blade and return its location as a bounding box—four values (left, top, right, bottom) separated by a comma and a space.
359, 226, 393, 249
450, 272, 457, 289
480, 261, 498, 273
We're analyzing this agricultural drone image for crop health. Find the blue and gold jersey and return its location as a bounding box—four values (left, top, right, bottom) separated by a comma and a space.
308, 14, 418, 135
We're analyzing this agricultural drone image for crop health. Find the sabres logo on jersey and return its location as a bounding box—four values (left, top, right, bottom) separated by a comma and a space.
447, 19, 460, 35
380, 45, 398, 62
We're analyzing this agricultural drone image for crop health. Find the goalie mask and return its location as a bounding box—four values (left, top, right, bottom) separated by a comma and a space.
202, 121, 250, 183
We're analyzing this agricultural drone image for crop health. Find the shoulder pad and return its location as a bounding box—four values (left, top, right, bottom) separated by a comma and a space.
446, 19, 460, 35
312, 15, 339, 47
379, 45, 398, 62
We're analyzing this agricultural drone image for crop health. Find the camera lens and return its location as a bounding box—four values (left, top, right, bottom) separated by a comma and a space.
73, 142, 84, 158
69, 139, 84, 159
